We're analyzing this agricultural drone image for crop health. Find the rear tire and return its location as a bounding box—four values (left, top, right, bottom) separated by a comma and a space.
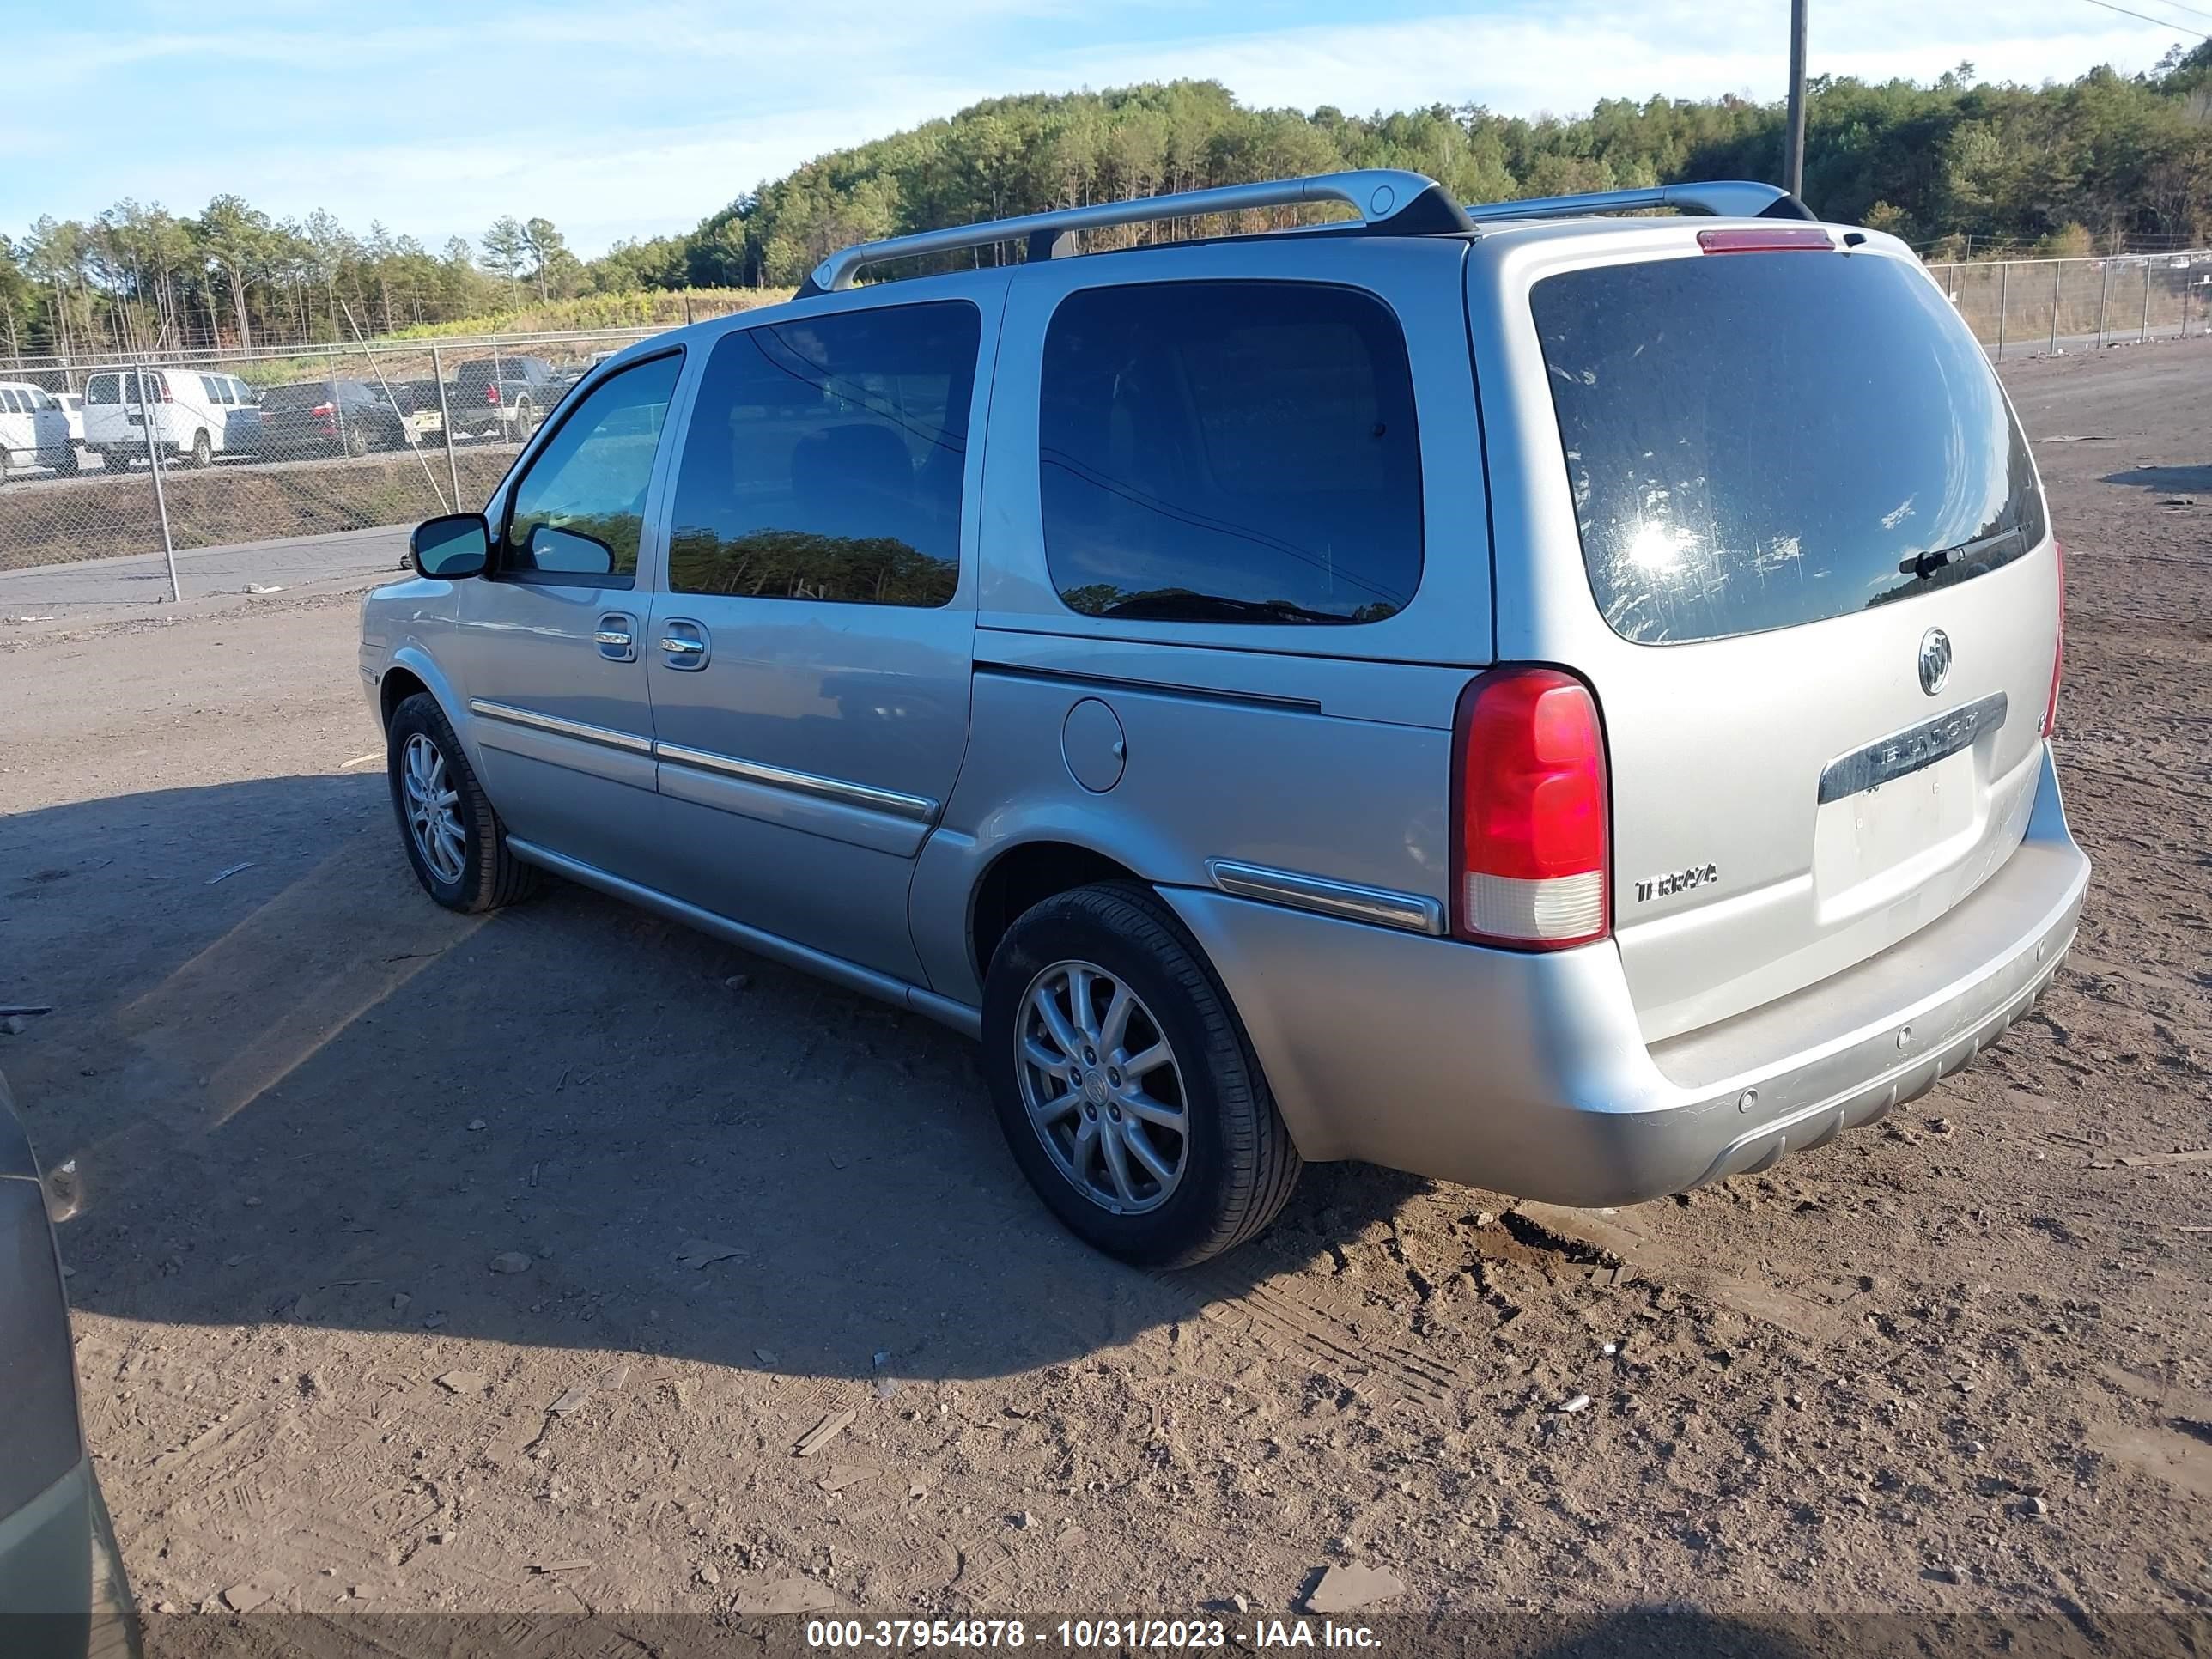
982, 882, 1301, 1267
189, 429, 212, 469
0, 448, 11, 484
386, 692, 541, 914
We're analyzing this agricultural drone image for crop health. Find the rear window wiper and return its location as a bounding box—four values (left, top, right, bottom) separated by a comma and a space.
1896, 526, 2023, 583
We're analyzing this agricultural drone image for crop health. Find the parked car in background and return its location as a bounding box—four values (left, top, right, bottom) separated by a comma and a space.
363, 168, 2084, 1268
0, 381, 78, 481
80, 369, 253, 470
259, 380, 408, 458
447, 356, 557, 441
0, 1067, 139, 1657
392, 380, 447, 442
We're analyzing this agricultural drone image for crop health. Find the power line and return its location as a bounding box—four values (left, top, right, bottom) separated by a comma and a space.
2076, 0, 2210, 38
2119, 0, 2212, 25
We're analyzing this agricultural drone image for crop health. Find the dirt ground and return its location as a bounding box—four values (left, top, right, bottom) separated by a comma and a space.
0, 339, 2207, 1651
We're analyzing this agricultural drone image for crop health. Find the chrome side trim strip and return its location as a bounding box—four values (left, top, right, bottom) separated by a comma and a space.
467, 698, 653, 756
1206, 859, 1445, 937
653, 740, 939, 824
506, 838, 979, 1036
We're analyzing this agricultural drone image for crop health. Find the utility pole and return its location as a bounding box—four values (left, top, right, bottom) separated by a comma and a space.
1783, 0, 1809, 199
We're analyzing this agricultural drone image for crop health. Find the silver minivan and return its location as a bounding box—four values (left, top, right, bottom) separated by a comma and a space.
360, 170, 2087, 1266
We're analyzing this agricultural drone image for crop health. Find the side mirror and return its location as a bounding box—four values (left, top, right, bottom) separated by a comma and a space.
410, 513, 489, 579
527, 523, 615, 576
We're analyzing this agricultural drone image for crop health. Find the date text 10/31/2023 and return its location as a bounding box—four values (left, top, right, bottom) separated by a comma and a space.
803, 1620, 1385, 1650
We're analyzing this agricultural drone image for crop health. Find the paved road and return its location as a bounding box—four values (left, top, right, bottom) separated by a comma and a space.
0, 523, 406, 618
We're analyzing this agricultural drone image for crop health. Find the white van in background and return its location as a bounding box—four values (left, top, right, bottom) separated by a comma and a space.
0, 380, 78, 481
81, 368, 258, 470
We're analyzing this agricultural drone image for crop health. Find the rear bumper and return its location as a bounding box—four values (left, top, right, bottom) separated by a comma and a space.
1163, 741, 2088, 1206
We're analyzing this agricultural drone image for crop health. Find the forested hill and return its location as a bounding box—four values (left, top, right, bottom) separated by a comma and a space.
599, 49, 2212, 289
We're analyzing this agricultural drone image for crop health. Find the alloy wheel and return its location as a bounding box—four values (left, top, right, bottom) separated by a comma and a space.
401, 732, 467, 884
1015, 959, 1189, 1215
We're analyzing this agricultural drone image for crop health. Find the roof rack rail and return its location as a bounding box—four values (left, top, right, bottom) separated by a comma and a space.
1462, 181, 1815, 224
799, 168, 1471, 295
795, 173, 1816, 297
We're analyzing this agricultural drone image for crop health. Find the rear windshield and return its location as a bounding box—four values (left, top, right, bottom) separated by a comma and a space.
264, 383, 343, 407
1531, 250, 2045, 645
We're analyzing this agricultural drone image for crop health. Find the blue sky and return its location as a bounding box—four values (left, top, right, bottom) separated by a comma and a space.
5, 0, 2195, 256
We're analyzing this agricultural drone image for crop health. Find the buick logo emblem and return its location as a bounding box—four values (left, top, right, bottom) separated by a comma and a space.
1917, 628, 1953, 696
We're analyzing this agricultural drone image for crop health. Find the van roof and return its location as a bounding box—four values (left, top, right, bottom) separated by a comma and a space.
795, 169, 1815, 297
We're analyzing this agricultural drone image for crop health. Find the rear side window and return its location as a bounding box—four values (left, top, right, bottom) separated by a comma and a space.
666, 301, 980, 608
1040, 282, 1423, 625
85, 374, 120, 405
1532, 250, 2046, 645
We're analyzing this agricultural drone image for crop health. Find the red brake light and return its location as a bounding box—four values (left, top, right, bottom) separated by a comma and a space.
487, 383, 501, 404
2042, 538, 2065, 738
1450, 666, 1611, 950
309, 403, 336, 417
1697, 227, 1833, 254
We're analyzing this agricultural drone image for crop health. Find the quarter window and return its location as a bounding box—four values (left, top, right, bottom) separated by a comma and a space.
1039, 281, 1424, 625
666, 301, 981, 607
500, 351, 683, 587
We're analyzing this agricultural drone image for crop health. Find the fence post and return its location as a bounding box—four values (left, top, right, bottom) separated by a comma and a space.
432, 343, 461, 510
2185, 277, 2195, 339
2096, 260, 2112, 349
1996, 261, 2008, 362
134, 363, 181, 605
2049, 262, 2062, 354
2140, 263, 2152, 343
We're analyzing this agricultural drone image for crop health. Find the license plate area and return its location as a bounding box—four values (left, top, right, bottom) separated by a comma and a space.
1812, 694, 2008, 920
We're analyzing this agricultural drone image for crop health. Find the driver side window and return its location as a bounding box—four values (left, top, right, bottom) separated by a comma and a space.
501, 351, 683, 587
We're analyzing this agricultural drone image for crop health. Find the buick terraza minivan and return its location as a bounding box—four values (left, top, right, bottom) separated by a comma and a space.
359, 170, 2087, 1266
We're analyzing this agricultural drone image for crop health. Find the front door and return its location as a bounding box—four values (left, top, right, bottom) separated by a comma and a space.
453, 349, 684, 881
643, 294, 1000, 981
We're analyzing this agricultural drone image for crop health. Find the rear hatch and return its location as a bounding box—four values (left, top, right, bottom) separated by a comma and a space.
1500, 231, 2062, 1042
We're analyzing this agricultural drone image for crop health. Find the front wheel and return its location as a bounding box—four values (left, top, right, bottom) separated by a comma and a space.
386, 693, 541, 913
982, 883, 1301, 1267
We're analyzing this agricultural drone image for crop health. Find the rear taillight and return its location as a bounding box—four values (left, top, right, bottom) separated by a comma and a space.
1697, 227, 1833, 254
1450, 666, 1611, 951
2042, 538, 2066, 738
486, 384, 501, 404
309, 403, 335, 418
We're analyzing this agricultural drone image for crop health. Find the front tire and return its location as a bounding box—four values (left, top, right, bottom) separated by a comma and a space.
982, 883, 1301, 1267
386, 693, 540, 913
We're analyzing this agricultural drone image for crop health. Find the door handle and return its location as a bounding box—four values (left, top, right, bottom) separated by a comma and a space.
595, 612, 637, 663
658, 619, 710, 670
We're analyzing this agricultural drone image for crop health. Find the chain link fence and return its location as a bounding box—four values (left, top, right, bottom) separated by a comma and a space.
3, 248, 2209, 611
0, 326, 665, 609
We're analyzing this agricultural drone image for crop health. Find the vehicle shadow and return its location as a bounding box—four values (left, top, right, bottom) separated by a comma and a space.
1, 774, 1427, 1386
2096, 463, 2212, 493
